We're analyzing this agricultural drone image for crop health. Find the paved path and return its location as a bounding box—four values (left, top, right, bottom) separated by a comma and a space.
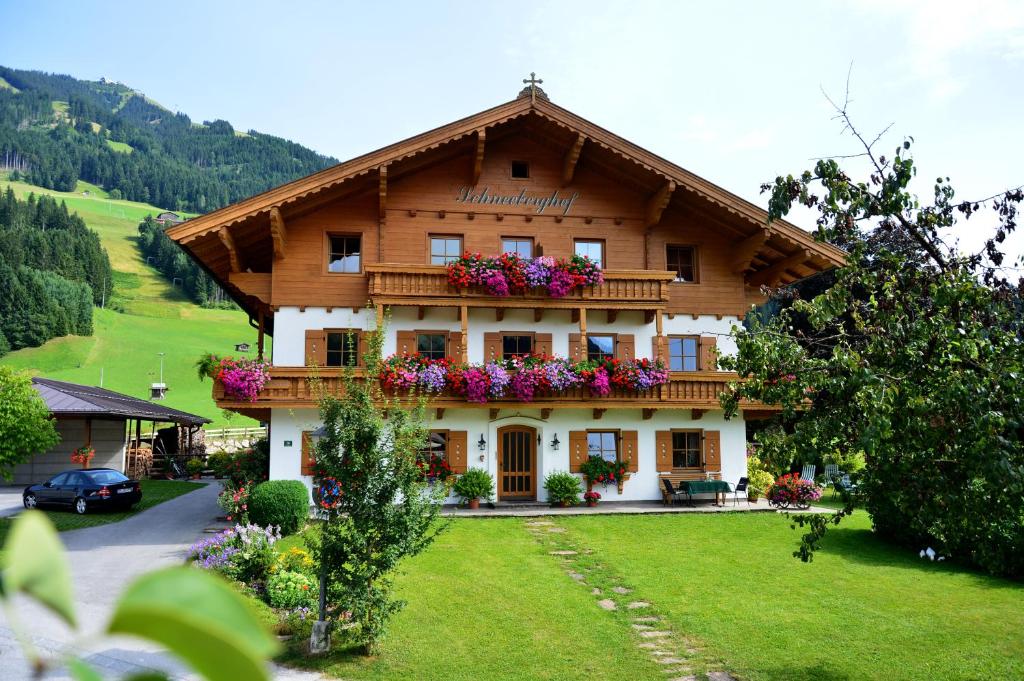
0, 482, 322, 680
443, 498, 834, 517
0, 485, 26, 517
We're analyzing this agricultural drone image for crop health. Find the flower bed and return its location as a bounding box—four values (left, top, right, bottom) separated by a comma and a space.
767, 473, 822, 507
380, 354, 668, 404
446, 252, 603, 298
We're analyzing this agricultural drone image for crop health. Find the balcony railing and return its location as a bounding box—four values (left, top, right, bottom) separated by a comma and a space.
364, 264, 675, 310
213, 367, 739, 411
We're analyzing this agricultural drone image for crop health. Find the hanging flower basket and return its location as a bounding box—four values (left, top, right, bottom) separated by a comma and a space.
446, 252, 603, 298
71, 445, 95, 468
201, 355, 271, 402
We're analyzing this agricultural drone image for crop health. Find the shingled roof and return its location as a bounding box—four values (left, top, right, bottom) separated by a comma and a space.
32, 378, 210, 426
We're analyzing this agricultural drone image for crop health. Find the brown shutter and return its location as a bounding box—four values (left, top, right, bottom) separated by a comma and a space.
568, 333, 582, 361
703, 430, 721, 473
535, 333, 552, 357
396, 330, 416, 355
301, 431, 315, 476
568, 430, 588, 472
483, 332, 501, 362
700, 336, 717, 371
448, 431, 468, 473
449, 332, 464, 362
617, 334, 635, 361
655, 430, 673, 472
305, 330, 326, 366
357, 331, 369, 367
620, 430, 639, 472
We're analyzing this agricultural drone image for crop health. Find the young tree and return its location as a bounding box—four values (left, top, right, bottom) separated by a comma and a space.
307, 322, 447, 654
0, 366, 60, 478
720, 98, 1024, 577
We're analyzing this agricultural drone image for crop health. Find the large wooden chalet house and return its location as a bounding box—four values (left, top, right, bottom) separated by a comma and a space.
169, 83, 843, 503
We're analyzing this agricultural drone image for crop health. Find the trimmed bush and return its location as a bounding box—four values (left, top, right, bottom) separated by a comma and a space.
207, 451, 231, 478
544, 471, 582, 507
248, 480, 310, 536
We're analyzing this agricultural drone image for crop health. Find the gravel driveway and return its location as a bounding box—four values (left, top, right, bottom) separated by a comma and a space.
0, 481, 322, 680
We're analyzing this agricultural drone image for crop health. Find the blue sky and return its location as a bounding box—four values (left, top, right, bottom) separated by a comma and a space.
2, 0, 1022, 254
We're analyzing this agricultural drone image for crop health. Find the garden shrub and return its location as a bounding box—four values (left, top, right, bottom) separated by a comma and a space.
273, 546, 315, 576
248, 480, 310, 536
451, 468, 494, 503
544, 471, 582, 506
207, 451, 232, 478
267, 569, 318, 609
228, 437, 270, 486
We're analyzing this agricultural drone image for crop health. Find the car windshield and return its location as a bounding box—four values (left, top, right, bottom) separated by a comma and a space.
84, 470, 129, 485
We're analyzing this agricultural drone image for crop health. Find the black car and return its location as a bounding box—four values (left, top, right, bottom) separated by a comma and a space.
23, 468, 142, 515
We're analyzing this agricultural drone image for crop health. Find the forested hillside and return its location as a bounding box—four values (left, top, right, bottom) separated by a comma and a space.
0, 66, 337, 212
0, 188, 112, 355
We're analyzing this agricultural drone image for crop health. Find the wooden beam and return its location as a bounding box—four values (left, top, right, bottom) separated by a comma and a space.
217, 227, 241, 273
691, 409, 706, 420
378, 165, 388, 221
540, 408, 552, 420
642, 408, 656, 420
256, 308, 265, 361
607, 309, 618, 324
731, 232, 767, 274
436, 408, 445, 420
534, 308, 543, 323
561, 133, 585, 186
269, 206, 287, 260
645, 181, 676, 229
489, 408, 499, 421
460, 305, 468, 363
644, 310, 655, 325
228, 272, 271, 306
747, 250, 809, 287
495, 308, 504, 322
472, 129, 485, 184
593, 408, 606, 420
417, 306, 426, 320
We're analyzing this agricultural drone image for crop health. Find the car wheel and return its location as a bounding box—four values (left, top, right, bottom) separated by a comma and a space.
23, 493, 37, 509
74, 497, 88, 515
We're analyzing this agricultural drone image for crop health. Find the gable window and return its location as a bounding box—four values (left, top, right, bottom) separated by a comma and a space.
668, 336, 699, 371
587, 334, 615, 361
574, 239, 605, 267
326, 330, 359, 367
667, 245, 696, 283
430, 235, 463, 265
501, 237, 534, 259
417, 332, 448, 360
502, 334, 534, 359
511, 160, 530, 179
328, 235, 361, 273
587, 431, 619, 463
672, 431, 702, 468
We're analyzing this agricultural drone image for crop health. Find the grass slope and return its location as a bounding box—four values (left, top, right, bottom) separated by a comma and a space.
0, 176, 254, 427
559, 512, 1024, 681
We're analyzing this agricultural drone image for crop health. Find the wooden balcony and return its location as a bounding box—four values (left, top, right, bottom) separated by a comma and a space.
213, 367, 740, 417
364, 264, 675, 312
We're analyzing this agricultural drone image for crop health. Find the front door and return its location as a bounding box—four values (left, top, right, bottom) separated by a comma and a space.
498, 426, 536, 500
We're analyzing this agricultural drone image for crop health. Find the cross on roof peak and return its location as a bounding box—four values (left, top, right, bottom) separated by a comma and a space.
518, 71, 549, 103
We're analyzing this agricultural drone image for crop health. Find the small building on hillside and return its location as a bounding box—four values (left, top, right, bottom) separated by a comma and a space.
12, 378, 209, 485
155, 211, 184, 226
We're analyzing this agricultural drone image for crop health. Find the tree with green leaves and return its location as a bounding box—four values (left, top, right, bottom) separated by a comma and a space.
0, 366, 60, 479
720, 97, 1024, 578
307, 321, 447, 654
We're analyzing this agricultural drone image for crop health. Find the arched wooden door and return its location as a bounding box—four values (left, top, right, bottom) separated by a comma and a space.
498, 425, 536, 500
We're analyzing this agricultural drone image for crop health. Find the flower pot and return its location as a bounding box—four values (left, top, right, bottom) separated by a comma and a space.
586, 500, 598, 508
560, 500, 572, 508
748, 495, 759, 503
191, 473, 201, 480
467, 498, 480, 510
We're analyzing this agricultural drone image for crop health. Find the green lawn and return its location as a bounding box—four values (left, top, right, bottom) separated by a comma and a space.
558, 512, 1024, 681
0, 479, 201, 545
280, 519, 664, 681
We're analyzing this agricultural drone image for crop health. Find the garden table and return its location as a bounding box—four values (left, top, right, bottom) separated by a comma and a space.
680, 480, 732, 506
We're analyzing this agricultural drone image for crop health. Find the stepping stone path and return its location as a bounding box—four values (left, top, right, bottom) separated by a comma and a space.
612, 586, 633, 594
549, 550, 577, 556
568, 572, 585, 581
597, 599, 617, 611
627, 601, 651, 609
546, 527, 567, 533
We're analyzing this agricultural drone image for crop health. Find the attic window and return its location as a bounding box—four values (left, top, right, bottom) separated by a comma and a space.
511, 160, 530, 179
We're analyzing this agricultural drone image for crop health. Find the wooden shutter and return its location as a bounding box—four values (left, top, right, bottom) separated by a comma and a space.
483, 332, 501, 362
655, 430, 673, 472
304, 330, 326, 366
535, 332, 552, 357
449, 332, 464, 361
703, 430, 721, 473
617, 334, 635, 361
357, 331, 370, 367
447, 430, 468, 473
396, 330, 416, 355
301, 431, 315, 476
568, 333, 582, 361
568, 430, 588, 472
700, 336, 717, 371
620, 430, 639, 472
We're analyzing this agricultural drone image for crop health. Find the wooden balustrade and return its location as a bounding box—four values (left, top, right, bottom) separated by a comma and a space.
213, 367, 737, 411
364, 264, 674, 310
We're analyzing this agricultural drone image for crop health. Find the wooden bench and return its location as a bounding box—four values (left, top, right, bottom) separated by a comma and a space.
659, 471, 722, 505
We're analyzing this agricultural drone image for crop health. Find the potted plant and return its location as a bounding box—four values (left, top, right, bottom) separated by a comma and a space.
543, 471, 582, 507
452, 468, 494, 509
748, 468, 774, 503
186, 458, 205, 480
71, 445, 95, 469
583, 490, 601, 507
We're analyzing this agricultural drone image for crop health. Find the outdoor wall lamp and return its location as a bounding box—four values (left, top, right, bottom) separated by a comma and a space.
477, 434, 487, 451
550, 434, 560, 450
